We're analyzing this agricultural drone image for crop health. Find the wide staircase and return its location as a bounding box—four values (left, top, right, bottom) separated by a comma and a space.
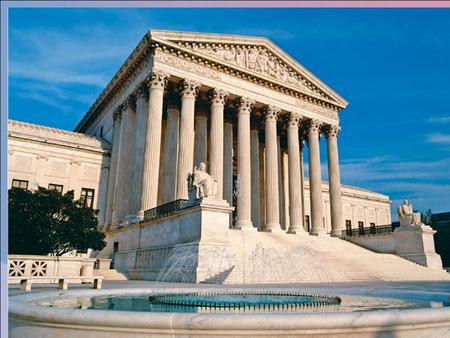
210, 230, 450, 284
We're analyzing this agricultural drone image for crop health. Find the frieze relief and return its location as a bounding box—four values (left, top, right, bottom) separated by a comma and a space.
296, 99, 338, 121
186, 44, 325, 98
154, 51, 221, 80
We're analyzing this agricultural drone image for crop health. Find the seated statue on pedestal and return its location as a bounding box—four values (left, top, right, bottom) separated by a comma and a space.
189, 162, 218, 199
397, 200, 422, 226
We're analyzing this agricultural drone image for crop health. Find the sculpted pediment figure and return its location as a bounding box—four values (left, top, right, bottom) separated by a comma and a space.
148, 30, 348, 109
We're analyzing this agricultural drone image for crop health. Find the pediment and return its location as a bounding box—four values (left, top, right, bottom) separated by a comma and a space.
149, 30, 348, 108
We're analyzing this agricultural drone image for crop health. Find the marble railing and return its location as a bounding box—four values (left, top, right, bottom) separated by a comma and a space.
8, 255, 96, 281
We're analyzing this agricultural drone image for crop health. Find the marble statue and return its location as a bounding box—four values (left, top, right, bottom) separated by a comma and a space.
191, 162, 218, 198
397, 200, 421, 226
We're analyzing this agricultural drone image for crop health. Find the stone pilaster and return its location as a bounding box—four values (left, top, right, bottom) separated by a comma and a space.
263, 105, 282, 232
307, 119, 325, 236
130, 83, 149, 216
104, 107, 122, 226
234, 97, 255, 230
208, 88, 229, 199
138, 70, 169, 215
116, 95, 136, 221
162, 95, 180, 204
286, 113, 306, 234
176, 78, 200, 200
326, 124, 344, 237
223, 119, 234, 206
250, 128, 260, 229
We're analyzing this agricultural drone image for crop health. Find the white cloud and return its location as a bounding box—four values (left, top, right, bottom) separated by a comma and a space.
427, 116, 450, 123
426, 133, 450, 145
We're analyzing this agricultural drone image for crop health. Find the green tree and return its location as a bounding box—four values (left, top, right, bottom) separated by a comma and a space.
8, 187, 106, 255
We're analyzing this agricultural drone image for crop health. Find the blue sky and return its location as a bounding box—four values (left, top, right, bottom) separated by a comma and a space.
8, 8, 450, 215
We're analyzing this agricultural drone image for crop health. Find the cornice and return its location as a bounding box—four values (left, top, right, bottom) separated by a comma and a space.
75, 29, 348, 133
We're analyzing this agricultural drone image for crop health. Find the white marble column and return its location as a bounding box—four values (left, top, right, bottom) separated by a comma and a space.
300, 140, 306, 232
138, 70, 169, 215
104, 108, 122, 226
263, 105, 282, 232
130, 84, 149, 216
277, 137, 285, 228
259, 143, 266, 229
250, 128, 260, 229
194, 113, 208, 167
287, 113, 306, 234
176, 79, 200, 200
223, 119, 234, 206
308, 119, 325, 236
162, 96, 180, 204
116, 96, 136, 221
282, 151, 290, 229
208, 88, 228, 199
326, 124, 344, 237
235, 97, 255, 230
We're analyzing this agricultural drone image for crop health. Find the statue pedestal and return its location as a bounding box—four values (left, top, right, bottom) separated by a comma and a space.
394, 224, 443, 270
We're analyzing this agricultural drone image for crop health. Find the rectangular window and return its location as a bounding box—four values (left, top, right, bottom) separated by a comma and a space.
12, 179, 28, 190
370, 222, 376, 234
358, 221, 364, 235
345, 220, 352, 235
305, 215, 310, 232
80, 188, 95, 208
48, 183, 63, 193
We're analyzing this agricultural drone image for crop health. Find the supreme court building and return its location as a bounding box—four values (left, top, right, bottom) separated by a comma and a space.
8, 30, 392, 250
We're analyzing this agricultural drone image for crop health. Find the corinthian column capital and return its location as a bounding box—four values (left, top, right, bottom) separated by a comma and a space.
325, 124, 341, 139
147, 69, 170, 90
308, 119, 322, 133
208, 88, 229, 106
235, 97, 255, 115
287, 112, 303, 128
122, 94, 136, 112
178, 78, 201, 98
113, 105, 123, 121
135, 82, 149, 100
263, 105, 281, 121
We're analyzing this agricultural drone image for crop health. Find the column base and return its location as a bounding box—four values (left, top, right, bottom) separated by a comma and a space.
234, 220, 256, 231
309, 230, 327, 236
262, 223, 284, 233
330, 229, 343, 237
287, 226, 307, 235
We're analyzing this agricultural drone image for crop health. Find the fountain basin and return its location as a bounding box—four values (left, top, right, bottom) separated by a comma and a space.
9, 286, 450, 337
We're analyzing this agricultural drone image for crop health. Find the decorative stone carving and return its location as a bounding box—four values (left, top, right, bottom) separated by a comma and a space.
122, 94, 136, 112
325, 124, 340, 138
187, 43, 323, 97
235, 97, 255, 115
397, 200, 422, 226
134, 82, 149, 100
308, 119, 322, 133
263, 105, 281, 121
178, 78, 201, 98
154, 51, 222, 80
296, 99, 339, 121
208, 88, 229, 106
189, 162, 218, 199
147, 69, 170, 90
287, 112, 302, 127
113, 105, 123, 121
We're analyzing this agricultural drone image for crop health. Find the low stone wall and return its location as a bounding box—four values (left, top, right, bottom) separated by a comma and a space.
347, 234, 396, 254
8, 255, 96, 283
101, 198, 234, 282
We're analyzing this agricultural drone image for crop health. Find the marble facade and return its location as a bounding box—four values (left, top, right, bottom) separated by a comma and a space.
7, 30, 393, 235
72, 30, 391, 235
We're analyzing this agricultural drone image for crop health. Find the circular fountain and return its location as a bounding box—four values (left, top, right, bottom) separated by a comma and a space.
9, 285, 450, 338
